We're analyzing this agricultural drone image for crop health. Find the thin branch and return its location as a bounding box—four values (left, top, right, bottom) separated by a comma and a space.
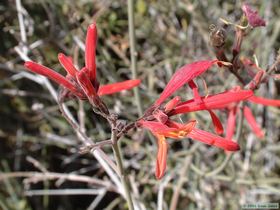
79, 140, 112, 154
127, 0, 143, 116
58, 101, 91, 145
157, 174, 172, 210
26, 156, 48, 173
0, 172, 116, 192
169, 143, 199, 210
16, 0, 28, 54
25, 189, 106, 196
87, 188, 107, 210
111, 131, 135, 210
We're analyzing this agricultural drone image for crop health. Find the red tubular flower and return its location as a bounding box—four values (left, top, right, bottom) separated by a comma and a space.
154, 60, 218, 106
58, 53, 79, 77
243, 106, 264, 138
188, 80, 202, 103
187, 128, 240, 151
164, 96, 181, 113
97, 80, 141, 96
155, 134, 168, 179
165, 120, 239, 151
248, 95, 280, 107
24, 61, 84, 98
208, 110, 224, 135
170, 88, 253, 115
242, 3, 266, 28
76, 67, 98, 100
24, 22, 141, 102
85, 23, 97, 82
76, 67, 109, 114
138, 119, 196, 179
226, 106, 237, 140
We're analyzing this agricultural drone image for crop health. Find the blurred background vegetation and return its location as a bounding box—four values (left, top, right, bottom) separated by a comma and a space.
0, 0, 279, 209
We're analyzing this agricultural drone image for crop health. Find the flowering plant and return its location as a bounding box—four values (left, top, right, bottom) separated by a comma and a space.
24, 4, 280, 181
8, 2, 279, 210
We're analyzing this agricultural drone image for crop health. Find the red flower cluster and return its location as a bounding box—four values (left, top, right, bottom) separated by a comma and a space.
139, 55, 280, 179
23, 17, 278, 181
137, 60, 254, 179
24, 23, 140, 104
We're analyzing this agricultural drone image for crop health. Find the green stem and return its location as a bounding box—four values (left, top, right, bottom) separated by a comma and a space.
205, 153, 233, 177
112, 142, 134, 210
127, 0, 143, 116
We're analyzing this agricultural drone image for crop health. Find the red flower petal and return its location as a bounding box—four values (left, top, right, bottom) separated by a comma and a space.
188, 128, 240, 151
97, 79, 141, 96
242, 3, 266, 28
76, 67, 98, 99
154, 60, 217, 106
157, 120, 196, 139
85, 23, 97, 82
188, 80, 202, 103
58, 53, 79, 77
208, 110, 224, 135
248, 95, 280, 107
76, 68, 109, 114
243, 106, 264, 138
164, 96, 181, 113
171, 89, 253, 115
226, 107, 237, 140
189, 79, 216, 136
155, 134, 168, 179
138, 120, 170, 132
139, 119, 196, 139
24, 61, 80, 96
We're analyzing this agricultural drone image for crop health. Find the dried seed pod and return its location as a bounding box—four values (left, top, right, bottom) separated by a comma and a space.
209, 26, 227, 49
